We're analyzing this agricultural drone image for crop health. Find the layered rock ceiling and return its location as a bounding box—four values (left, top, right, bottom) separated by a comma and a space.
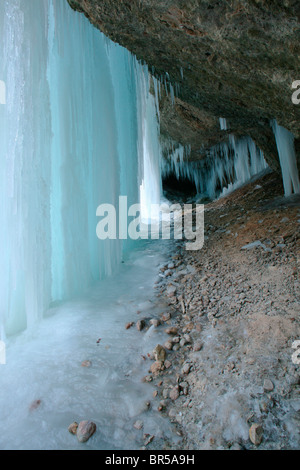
67, 0, 300, 171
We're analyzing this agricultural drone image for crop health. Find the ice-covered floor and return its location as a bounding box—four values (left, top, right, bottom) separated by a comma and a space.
0, 240, 176, 450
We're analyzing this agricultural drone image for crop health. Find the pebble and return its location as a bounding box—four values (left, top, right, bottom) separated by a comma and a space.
143, 375, 153, 383
153, 344, 166, 362
161, 312, 171, 322
150, 361, 164, 375
136, 319, 146, 331
164, 340, 173, 351
68, 422, 79, 435
166, 286, 177, 297
179, 382, 189, 395
169, 386, 180, 401
144, 434, 155, 446
182, 322, 194, 333
263, 379, 274, 392
182, 363, 192, 375
165, 327, 178, 335
249, 423, 263, 446
193, 341, 203, 352
183, 334, 191, 343
134, 420, 144, 430
77, 421, 97, 443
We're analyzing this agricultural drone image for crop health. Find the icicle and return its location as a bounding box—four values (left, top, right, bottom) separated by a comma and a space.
135, 66, 162, 223
153, 77, 160, 122
169, 83, 175, 105
271, 120, 300, 196
219, 118, 228, 131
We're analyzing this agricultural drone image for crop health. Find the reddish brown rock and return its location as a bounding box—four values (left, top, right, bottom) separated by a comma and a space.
77, 421, 97, 443
68, 422, 79, 435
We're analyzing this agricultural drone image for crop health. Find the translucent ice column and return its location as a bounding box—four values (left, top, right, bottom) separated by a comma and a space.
0, 0, 162, 337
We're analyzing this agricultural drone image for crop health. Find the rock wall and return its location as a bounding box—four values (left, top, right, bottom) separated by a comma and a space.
67, 0, 300, 170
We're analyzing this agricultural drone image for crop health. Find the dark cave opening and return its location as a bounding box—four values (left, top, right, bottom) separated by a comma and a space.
162, 173, 198, 200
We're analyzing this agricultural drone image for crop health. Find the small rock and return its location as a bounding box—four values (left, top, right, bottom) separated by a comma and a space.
81, 360, 92, 368
249, 423, 263, 446
263, 379, 274, 392
183, 334, 191, 343
164, 340, 173, 351
144, 434, 155, 446
142, 375, 153, 383
161, 312, 171, 322
125, 322, 134, 330
168, 408, 177, 419
182, 363, 192, 375
164, 360, 172, 369
166, 286, 177, 297
182, 322, 194, 333
134, 420, 144, 430
179, 382, 189, 395
193, 341, 203, 352
153, 344, 166, 362
158, 400, 167, 411
77, 421, 97, 443
136, 319, 146, 331
150, 361, 164, 375
169, 386, 180, 401
165, 327, 178, 335
68, 422, 79, 435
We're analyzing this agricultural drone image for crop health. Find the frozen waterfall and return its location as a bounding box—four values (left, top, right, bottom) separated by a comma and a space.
0, 0, 162, 337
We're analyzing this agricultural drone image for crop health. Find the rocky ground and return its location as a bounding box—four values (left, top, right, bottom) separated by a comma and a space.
133, 171, 300, 450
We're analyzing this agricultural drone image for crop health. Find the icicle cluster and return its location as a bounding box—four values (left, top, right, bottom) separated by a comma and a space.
162, 130, 268, 200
